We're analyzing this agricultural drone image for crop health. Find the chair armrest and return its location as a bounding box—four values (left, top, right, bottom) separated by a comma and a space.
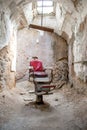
29, 66, 34, 81
44, 67, 53, 82
44, 67, 53, 70
29, 66, 34, 73
29, 66, 34, 69
41, 85, 56, 91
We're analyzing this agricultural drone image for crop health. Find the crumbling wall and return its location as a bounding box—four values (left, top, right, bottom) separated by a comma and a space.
0, 6, 17, 90
0, 46, 15, 90
52, 34, 68, 88
55, 0, 87, 85
73, 15, 87, 82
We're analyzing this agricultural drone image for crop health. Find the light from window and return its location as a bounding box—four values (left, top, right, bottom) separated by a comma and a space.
37, 1, 53, 7
37, 1, 53, 14
37, 7, 53, 14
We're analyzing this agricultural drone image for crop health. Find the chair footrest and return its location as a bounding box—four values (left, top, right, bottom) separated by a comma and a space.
35, 85, 56, 94
41, 85, 56, 91
35, 91, 53, 95
41, 85, 56, 88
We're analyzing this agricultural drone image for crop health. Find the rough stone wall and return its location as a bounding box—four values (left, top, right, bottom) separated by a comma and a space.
23, 2, 33, 24
68, 35, 75, 83
0, 10, 8, 49
0, 6, 17, 89
73, 16, 87, 82
55, 0, 87, 84
52, 35, 68, 88
0, 46, 15, 90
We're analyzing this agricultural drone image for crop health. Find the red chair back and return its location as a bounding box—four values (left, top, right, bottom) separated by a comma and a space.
30, 60, 44, 72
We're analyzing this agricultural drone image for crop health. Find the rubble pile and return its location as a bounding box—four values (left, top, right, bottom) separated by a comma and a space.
53, 59, 68, 88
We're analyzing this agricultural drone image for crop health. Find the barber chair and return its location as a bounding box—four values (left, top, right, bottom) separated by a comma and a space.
29, 59, 56, 104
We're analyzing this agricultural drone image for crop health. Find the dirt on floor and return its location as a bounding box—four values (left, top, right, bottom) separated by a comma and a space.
0, 80, 87, 130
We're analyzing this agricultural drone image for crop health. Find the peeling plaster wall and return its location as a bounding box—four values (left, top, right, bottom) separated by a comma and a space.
73, 16, 87, 82
55, 0, 75, 39
23, 2, 33, 24
71, 1, 87, 83
55, 0, 87, 84
0, 6, 17, 89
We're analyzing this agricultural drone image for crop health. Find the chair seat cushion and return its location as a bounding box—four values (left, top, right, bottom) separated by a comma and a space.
34, 77, 50, 83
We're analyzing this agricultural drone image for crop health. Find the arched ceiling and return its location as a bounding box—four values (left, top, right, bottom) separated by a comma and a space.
1, 0, 78, 24
0, 0, 85, 42
1, 0, 78, 18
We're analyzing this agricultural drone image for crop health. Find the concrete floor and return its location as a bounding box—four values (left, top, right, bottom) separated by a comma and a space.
0, 80, 87, 130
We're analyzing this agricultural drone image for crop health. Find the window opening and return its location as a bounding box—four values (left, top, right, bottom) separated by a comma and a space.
37, 0, 53, 14
29, 0, 54, 32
